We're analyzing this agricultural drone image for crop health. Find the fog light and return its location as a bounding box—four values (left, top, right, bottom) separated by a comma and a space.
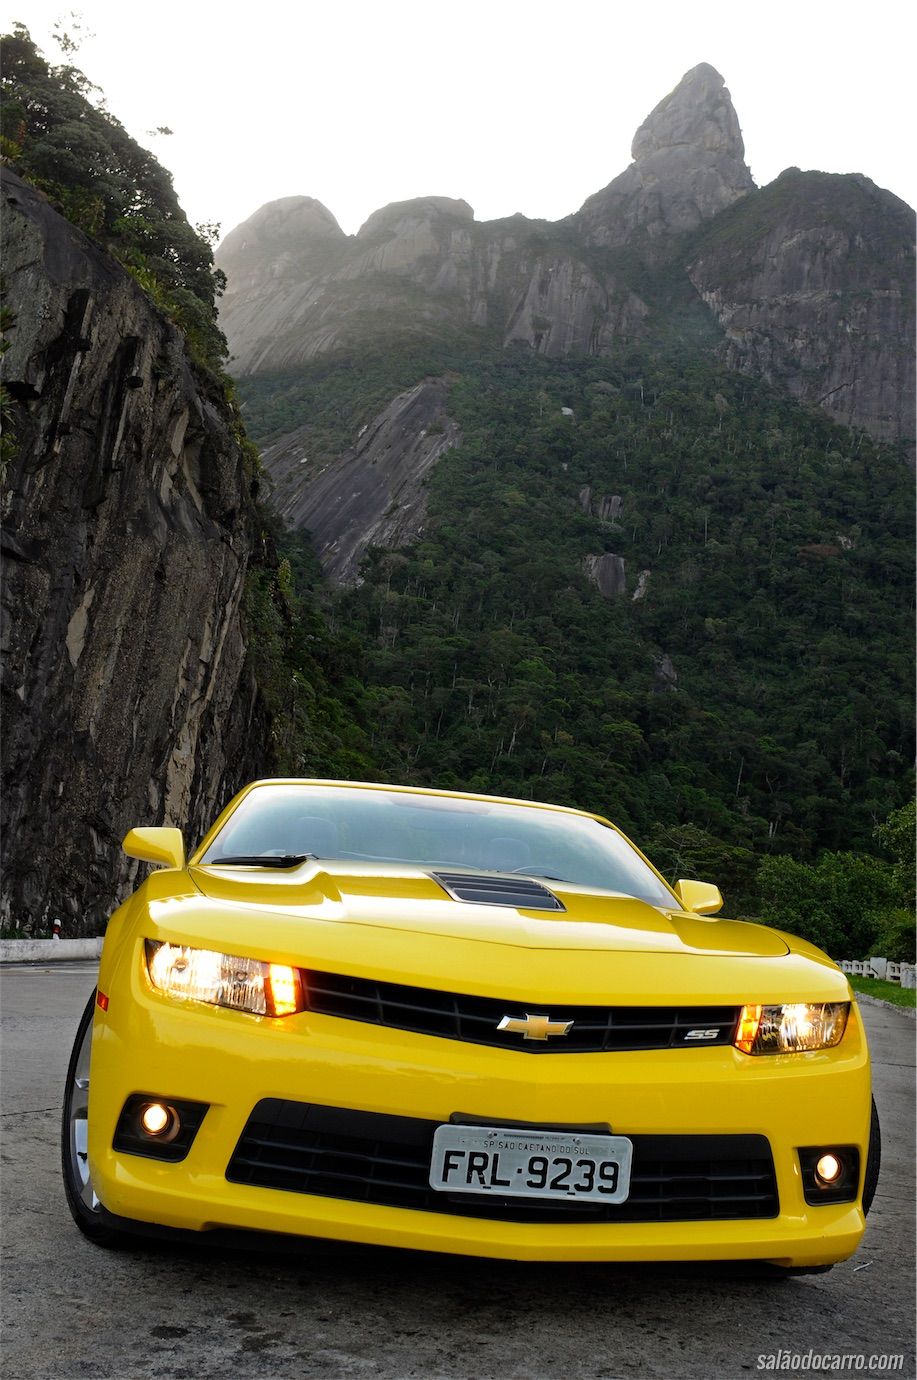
140, 1102, 172, 1136
114, 1094, 208, 1162
815, 1152, 842, 1184
798, 1145, 860, 1205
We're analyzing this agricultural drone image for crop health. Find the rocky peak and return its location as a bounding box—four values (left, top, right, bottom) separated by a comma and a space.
357, 197, 474, 241
213, 67, 911, 450
576, 63, 755, 255
220, 195, 343, 251
631, 62, 746, 162
216, 196, 344, 293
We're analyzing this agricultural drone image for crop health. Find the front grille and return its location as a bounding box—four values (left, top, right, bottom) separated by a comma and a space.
227, 1101, 779, 1223
303, 970, 739, 1053
431, 872, 564, 910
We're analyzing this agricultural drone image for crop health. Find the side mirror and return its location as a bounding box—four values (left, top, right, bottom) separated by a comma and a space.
675, 879, 723, 915
122, 827, 185, 870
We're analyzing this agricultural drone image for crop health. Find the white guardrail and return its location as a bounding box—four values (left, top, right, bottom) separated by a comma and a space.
0, 938, 104, 963
839, 957, 916, 989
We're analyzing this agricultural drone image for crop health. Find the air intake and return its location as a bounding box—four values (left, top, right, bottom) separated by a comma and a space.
431, 872, 564, 911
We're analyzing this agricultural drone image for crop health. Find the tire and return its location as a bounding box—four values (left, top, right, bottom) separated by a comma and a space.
60, 990, 138, 1247
862, 1095, 881, 1216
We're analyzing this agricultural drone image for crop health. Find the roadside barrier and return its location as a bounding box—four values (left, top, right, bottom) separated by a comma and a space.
839, 957, 916, 989
0, 938, 104, 963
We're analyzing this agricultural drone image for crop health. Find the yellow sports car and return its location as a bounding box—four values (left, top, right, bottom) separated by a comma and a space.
62, 779, 879, 1270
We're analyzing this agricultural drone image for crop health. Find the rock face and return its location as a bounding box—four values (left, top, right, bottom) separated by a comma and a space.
262, 380, 460, 584
216, 64, 914, 450
576, 63, 755, 253
356, 196, 474, 244
216, 195, 345, 292
687, 170, 916, 446
0, 172, 272, 933
217, 195, 650, 375
583, 553, 626, 598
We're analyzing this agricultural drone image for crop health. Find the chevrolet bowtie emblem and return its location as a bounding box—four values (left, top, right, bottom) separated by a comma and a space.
497, 1013, 574, 1041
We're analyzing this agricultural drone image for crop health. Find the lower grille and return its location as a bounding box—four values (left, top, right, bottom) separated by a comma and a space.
227, 1100, 779, 1223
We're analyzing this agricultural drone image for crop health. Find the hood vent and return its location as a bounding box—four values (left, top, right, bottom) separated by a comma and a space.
431, 872, 565, 911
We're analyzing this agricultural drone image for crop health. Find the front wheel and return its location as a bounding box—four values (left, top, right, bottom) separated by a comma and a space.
862, 1095, 881, 1215
61, 990, 135, 1247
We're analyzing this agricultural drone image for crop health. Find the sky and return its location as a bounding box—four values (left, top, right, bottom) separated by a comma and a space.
4, 0, 915, 246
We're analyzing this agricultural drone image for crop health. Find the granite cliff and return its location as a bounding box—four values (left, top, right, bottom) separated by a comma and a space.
261, 378, 461, 585
574, 62, 755, 253
686, 169, 915, 443
219, 63, 914, 461
218, 194, 650, 375
0, 171, 274, 931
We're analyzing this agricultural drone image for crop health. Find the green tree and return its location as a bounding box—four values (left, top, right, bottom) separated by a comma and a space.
1, 25, 227, 373
756, 852, 897, 958
872, 800, 916, 960
645, 823, 757, 914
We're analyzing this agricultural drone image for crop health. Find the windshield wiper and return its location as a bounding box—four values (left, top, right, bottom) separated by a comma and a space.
202, 854, 317, 868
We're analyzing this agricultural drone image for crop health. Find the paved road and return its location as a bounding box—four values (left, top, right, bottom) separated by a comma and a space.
1, 964, 914, 1380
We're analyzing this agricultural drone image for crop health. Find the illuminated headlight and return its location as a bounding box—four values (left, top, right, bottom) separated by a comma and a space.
734, 1002, 849, 1054
145, 940, 303, 1017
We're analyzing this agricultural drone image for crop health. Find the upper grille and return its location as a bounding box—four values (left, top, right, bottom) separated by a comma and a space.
227, 1100, 779, 1224
303, 969, 739, 1053
431, 872, 564, 910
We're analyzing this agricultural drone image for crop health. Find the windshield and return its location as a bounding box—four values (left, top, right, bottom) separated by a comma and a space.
199, 785, 675, 906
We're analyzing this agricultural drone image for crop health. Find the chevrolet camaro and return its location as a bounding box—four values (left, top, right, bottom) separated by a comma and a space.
62, 779, 880, 1269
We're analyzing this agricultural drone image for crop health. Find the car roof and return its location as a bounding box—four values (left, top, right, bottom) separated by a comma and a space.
241, 778, 604, 824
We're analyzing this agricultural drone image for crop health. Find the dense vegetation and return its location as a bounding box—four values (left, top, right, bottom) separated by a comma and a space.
242, 518, 382, 781
241, 345, 914, 958
1, 25, 227, 376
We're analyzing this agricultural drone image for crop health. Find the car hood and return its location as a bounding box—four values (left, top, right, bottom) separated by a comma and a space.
187, 860, 788, 958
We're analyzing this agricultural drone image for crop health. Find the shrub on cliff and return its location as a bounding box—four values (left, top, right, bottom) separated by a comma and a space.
0, 24, 227, 374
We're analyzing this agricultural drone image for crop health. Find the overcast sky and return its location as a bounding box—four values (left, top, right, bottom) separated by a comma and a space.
5, 0, 915, 245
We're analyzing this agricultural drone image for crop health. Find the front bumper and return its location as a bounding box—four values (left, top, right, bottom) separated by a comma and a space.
86, 959, 871, 1265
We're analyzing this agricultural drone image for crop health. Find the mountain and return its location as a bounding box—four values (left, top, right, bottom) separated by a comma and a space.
1, 33, 912, 955
216, 62, 913, 927
217, 63, 915, 452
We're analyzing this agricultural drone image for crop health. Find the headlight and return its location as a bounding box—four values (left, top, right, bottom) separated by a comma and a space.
734, 1002, 849, 1054
145, 940, 304, 1017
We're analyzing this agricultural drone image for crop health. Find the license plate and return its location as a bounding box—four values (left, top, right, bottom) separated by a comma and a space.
429, 1125, 633, 1203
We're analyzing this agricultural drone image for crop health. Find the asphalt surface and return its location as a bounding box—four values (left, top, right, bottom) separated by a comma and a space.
1, 963, 914, 1380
